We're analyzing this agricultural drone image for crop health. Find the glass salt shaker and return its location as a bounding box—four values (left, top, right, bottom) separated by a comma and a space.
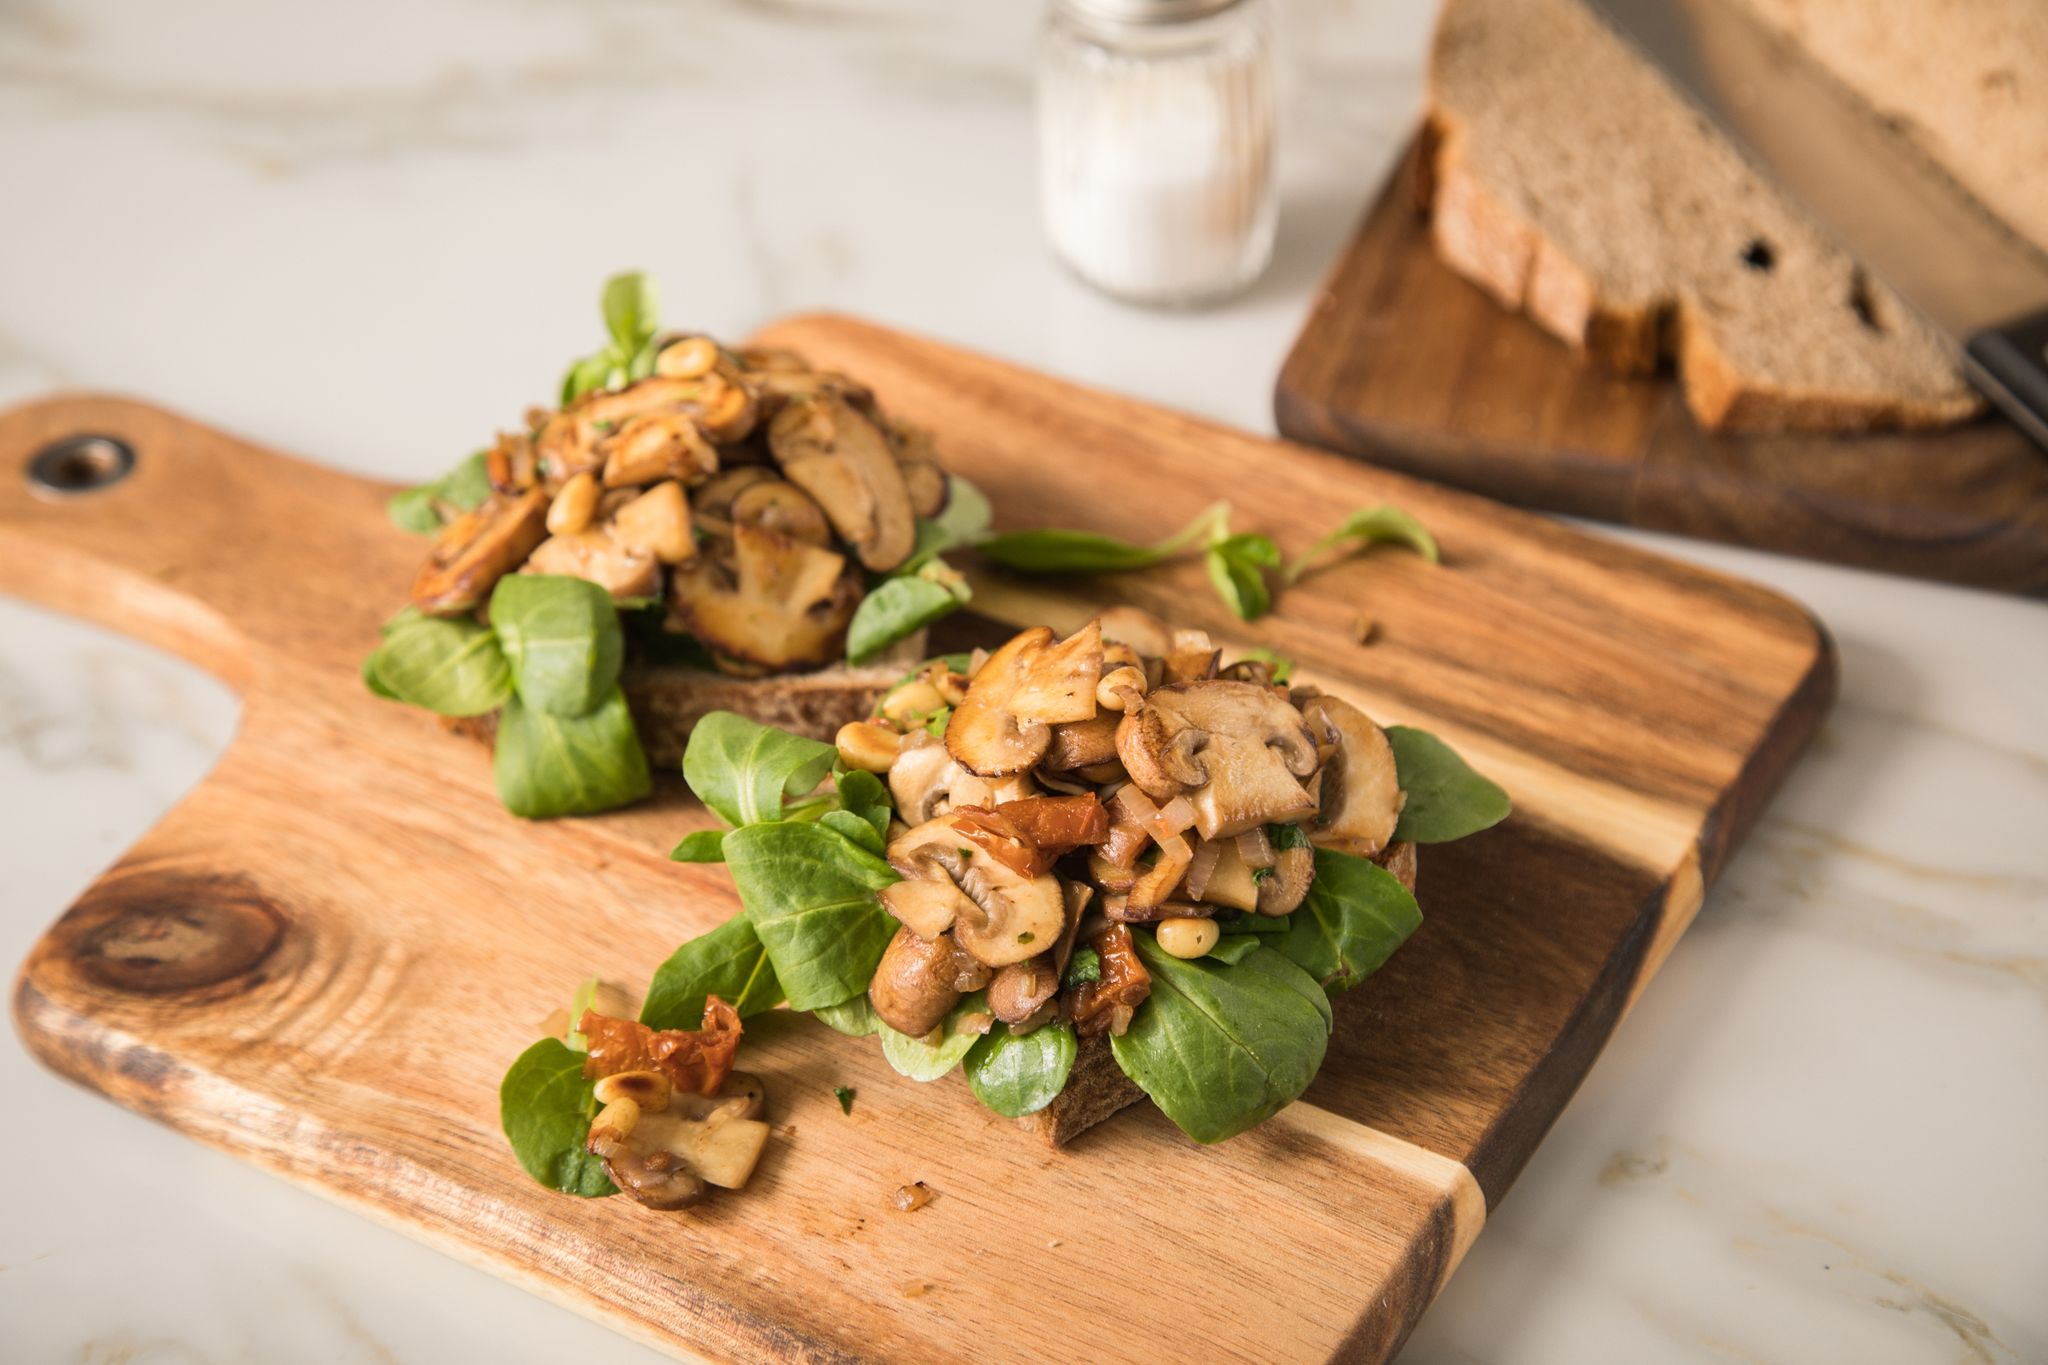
1038, 0, 1278, 307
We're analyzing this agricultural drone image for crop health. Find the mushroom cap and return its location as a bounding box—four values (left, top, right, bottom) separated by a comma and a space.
883, 814, 1067, 967
1114, 680, 1320, 840
767, 392, 917, 573
1299, 694, 1404, 857
946, 627, 1055, 777
1255, 842, 1315, 916
867, 925, 967, 1037
667, 523, 858, 671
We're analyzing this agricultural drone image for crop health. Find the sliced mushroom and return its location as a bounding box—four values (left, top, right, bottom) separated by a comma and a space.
767, 392, 917, 572
1043, 713, 1120, 771
1194, 837, 1260, 912
1007, 620, 1104, 726
1299, 695, 1405, 857
881, 814, 1067, 967
601, 410, 720, 488
585, 1068, 772, 1210
609, 481, 695, 564
524, 528, 661, 600
667, 524, 859, 670
987, 956, 1059, 1027
868, 926, 967, 1037
411, 488, 550, 615
1115, 680, 1320, 840
730, 479, 832, 547
946, 627, 1055, 776
1256, 838, 1315, 915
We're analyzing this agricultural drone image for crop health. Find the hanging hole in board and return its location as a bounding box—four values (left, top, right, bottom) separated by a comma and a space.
27, 434, 136, 498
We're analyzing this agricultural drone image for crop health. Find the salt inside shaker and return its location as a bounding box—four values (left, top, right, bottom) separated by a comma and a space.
1038, 0, 1278, 307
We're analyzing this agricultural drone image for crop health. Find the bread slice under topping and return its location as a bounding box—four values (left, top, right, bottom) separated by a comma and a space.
1424, 0, 1982, 434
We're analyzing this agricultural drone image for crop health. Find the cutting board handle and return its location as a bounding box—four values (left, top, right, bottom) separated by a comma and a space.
0, 396, 405, 691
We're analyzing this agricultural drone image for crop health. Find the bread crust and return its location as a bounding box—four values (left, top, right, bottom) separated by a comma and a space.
1024, 839, 1419, 1149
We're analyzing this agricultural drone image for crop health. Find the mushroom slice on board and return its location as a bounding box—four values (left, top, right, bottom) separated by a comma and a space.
1298, 694, 1405, 857
585, 1071, 771, 1209
882, 814, 1067, 967
411, 488, 550, 615
767, 392, 917, 572
1115, 680, 1319, 840
946, 627, 1057, 776
523, 529, 661, 601
667, 523, 858, 671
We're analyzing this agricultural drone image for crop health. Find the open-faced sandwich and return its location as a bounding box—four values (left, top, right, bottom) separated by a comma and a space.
499, 609, 1509, 1205
364, 273, 985, 818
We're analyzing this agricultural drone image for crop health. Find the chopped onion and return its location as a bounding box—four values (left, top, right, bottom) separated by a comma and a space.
1184, 838, 1223, 901
1113, 783, 1160, 829
1236, 827, 1275, 870
1154, 795, 1198, 839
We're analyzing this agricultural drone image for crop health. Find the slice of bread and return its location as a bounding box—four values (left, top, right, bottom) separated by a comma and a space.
1025, 840, 1418, 1148
1424, 0, 1982, 433
444, 633, 928, 768
1740, 0, 2047, 259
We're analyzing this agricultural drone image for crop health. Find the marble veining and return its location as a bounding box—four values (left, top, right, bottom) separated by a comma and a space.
3, 1, 2044, 1362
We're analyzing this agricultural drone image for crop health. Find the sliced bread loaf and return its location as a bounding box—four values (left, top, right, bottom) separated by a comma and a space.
1424, 0, 1982, 433
1741, 0, 2048, 259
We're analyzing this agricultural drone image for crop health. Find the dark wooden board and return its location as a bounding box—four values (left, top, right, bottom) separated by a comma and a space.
1275, 139, 2048, 597
4, 314, 1834, 1362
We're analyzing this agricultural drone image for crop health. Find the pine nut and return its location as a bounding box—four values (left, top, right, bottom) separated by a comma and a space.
547, 470, 599, 536
1155, 916, 1220, 960
655, 336, 718, 381
882, 680, 947, 724
594, 1069, 673, 1113
1095, 665, 1148, 712
836, 721, 901, 773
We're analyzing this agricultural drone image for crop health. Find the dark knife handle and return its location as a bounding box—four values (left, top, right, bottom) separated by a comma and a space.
1964, 308, 2048, 453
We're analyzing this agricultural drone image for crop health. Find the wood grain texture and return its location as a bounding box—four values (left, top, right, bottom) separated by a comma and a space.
3, 315, 1833, 1363
1275, 139, 2048, 597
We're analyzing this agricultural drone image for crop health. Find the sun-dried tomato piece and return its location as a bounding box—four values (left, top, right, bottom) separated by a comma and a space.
1068, 924, 1151, 1040
953, 795, 1111, 878
581, 997, 742, 1098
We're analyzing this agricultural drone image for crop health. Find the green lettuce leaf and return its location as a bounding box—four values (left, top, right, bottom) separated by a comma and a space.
489, 574, 624, 717
493, 687, 651, 819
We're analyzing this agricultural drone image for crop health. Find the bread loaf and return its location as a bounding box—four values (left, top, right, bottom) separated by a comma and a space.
1424, 0, 1983, 434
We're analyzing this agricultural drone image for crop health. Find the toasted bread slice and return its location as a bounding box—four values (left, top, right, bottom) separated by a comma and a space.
444, 633, 928, 766
1026, 839, 1418, 1148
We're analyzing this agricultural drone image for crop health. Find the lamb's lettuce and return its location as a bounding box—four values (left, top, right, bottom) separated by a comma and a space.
1110, 936, 1332, 1144
500, 1037, 617, 1197
964, 1020, 1077, 1117
1387, 726, 1511, 843
878, 994, 989, 1082
489, 575, 624, 717
494, 688, 651, 819
722, 821, 900, 1011
640, 913, 784, 1029
682, 711, 838, 830
363, 609, 511, 717
1277, 849, 1421, 995
387, 450, 492, 534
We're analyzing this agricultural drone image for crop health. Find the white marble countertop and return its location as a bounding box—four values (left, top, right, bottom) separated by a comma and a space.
2, 1, 2043, 1360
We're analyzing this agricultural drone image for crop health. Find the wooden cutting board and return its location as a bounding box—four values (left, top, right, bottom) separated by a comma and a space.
4, 315, 1833, 1364
1276, 141, 2048, 598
